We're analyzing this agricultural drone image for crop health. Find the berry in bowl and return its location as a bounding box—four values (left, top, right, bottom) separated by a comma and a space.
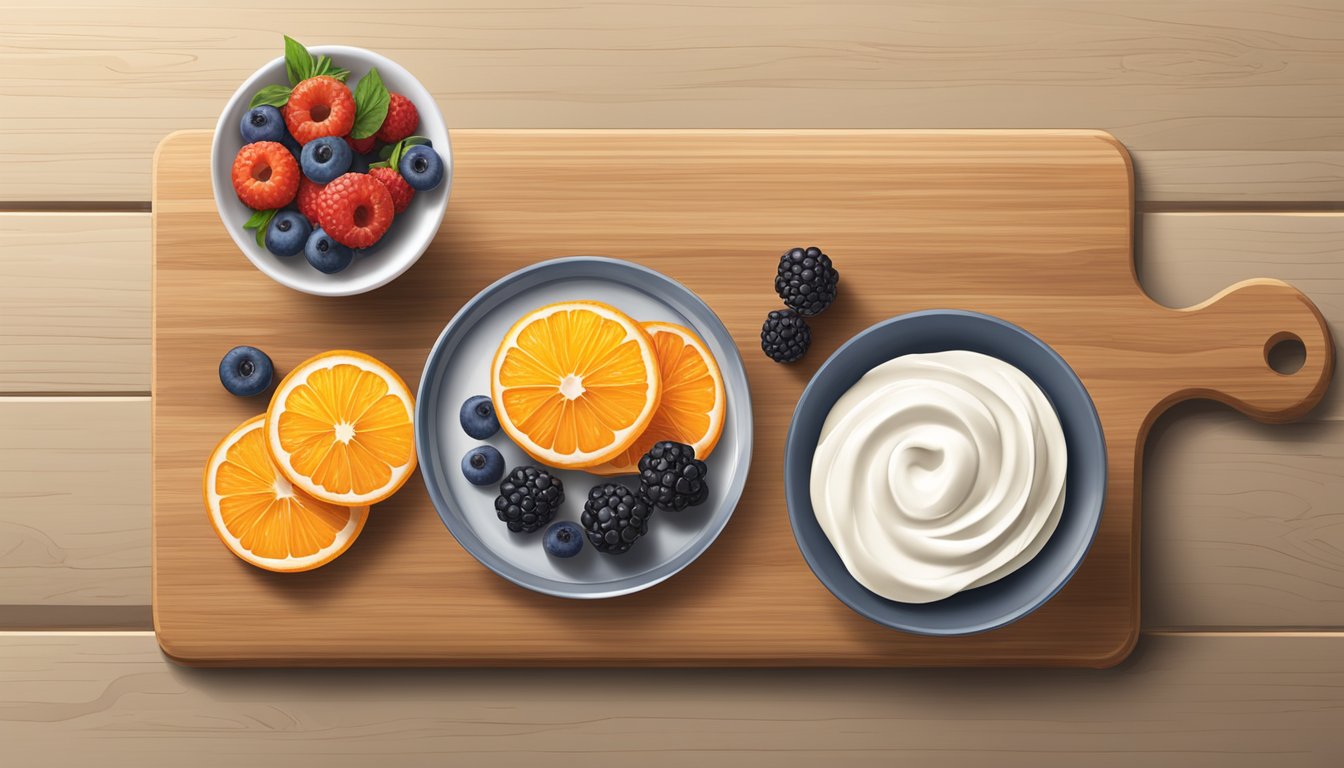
212, 36, 451, 297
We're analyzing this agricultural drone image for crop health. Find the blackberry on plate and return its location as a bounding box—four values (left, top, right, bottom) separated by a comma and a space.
760, 309, 811, 363
774, 246, 839, 316
581, 483, 653, 554
495, 466, 564, 533
637, 441, 709, 512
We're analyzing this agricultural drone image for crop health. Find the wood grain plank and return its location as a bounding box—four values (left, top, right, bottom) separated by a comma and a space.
0, 214, 149, 393
5, 214, 1344, 631
1137, 151, 1344, 205
3, 0, 1344, 201
0, 399, 149, 627
0, 632, 1341, 766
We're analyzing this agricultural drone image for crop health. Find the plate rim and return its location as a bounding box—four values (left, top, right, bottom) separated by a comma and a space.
415, 255, 754, 599
784, 308, 1107, 635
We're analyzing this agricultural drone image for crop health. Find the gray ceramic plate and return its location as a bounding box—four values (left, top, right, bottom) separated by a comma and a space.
785, 310, 1106, 635
416, 257, 753, 598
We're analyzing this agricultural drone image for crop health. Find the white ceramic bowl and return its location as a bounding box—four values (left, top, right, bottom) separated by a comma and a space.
211, 45, 451, 297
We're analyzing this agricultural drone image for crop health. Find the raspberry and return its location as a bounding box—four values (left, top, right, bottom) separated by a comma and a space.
230, 142, 300, 210
368, 167, 415, 213
315, 173, 395, 249
284, 76, 355, 145
375, 93, 419, 143
345, 135, 377, 155
296, 177, 326, 226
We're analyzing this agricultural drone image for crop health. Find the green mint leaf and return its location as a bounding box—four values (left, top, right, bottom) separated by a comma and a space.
350, 67, 390, 140
309, 55, 350, 83
283, 35, 313, 86
377, 144, 396, 161
249, 84, 292, 109
368, 160, 392, 169
242, 209, 279, 247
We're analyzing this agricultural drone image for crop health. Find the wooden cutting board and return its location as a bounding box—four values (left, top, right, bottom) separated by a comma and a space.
152, 130, 1332, 667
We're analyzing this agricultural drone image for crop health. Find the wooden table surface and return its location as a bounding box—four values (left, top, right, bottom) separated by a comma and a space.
1, 1, 1342, 764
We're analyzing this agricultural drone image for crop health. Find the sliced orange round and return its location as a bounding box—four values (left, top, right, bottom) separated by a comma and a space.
204, 415, 368, 573
591, 321, 727, 475
265, 350, 417, 506
491, 300, 662, 469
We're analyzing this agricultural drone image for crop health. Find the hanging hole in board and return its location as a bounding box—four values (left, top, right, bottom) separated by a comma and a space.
1265, 332, 1306, 375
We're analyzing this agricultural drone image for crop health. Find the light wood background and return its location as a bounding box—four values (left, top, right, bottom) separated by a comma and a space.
1, 0, 1342, 763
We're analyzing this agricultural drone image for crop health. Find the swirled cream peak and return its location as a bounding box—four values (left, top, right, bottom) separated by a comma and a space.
810, 350, 1066, 604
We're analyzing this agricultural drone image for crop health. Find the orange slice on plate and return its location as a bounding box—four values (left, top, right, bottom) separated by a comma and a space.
203, 415, 368, 572
591, 321, 727, 475
265, 350, 417, 506
491, 300, 662, 469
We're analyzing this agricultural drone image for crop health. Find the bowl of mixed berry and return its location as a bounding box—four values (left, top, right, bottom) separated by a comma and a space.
211, 36, 451, 296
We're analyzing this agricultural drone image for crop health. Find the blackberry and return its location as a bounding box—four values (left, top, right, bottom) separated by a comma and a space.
638, 441, 709, 512
775, 246, 839, 316
581, 483, 653, 554
494, 466, 564, 533
760, 309, 811, 363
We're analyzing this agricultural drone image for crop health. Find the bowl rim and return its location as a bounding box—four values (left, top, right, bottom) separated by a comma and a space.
210, 44, 451, 297
784, 308, 1107, 635
414, 255, 755, 599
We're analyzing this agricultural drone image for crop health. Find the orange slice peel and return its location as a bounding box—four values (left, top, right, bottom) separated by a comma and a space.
203, 415, 368, 573
491, 300, 663, 469
591, 321, 726, 475
265, 350, 417, 506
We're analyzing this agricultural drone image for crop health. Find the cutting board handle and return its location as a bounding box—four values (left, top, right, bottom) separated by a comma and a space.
1156, 278, 1334, 423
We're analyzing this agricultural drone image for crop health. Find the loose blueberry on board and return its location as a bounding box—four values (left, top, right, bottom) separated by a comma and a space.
239, 105, 287, 144
264, 210, 312, 257
398, 144, 444, 191
543, 521, 585, 559
461, 445, 506, 486
304, 228, 354, 274
218, 346, 275, 398
460, 395, 501, 439
300, 136, 353, 184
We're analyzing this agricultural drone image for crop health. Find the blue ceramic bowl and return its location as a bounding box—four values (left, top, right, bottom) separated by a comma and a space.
784, 310, 1106, 635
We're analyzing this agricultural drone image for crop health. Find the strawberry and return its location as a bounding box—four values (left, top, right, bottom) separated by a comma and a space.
374, 93, 419, 143
345, 134, 377, 155
368, 167, 415, 213
284, 76, 355, 145
296, 177, 326, 226
231, 142, 300, 210
316, 173, 395, 249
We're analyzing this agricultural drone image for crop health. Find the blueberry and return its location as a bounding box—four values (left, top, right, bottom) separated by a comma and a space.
460, 395, 500, 439
304, 228, 354, 274
300, 136, 352, 184
264, 210, 311, 257
240, 106, 286, 144
543, 521, 584, 559
398, 145, 444, 191
218, 346, 274, 397
461, 445, 505, 486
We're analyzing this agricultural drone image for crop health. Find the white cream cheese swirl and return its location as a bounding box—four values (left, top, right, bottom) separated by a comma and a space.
810, 350, 1066, 603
